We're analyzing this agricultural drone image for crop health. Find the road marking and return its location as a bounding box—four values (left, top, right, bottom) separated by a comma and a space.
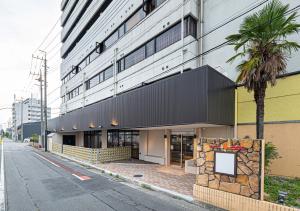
71, 174, 91, 181
34, 153, 60, 168
34, 152, 91, 181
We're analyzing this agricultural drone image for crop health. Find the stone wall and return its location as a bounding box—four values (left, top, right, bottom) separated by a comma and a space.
195, 138, 262, 199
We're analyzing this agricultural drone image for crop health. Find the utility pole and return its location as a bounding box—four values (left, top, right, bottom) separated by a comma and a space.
39, 67, 44, 148
33, 52, 48, 151
13, 94, 17, 141
33, 65, 44, 148
20, 97, 23, 142
42, 50, 48, 152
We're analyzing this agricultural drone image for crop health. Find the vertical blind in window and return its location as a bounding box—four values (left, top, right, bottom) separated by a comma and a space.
125, 46, 146, 69
125, 8, 146, 32
156, 22, 181, 52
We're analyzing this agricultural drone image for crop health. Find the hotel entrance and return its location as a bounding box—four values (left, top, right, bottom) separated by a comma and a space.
170, 134, 194, 167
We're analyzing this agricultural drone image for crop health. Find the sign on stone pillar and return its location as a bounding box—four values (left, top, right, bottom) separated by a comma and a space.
195, 138, 264, 199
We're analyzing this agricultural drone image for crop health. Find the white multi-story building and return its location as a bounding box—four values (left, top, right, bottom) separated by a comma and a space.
60, 0, 200, 113
49, 0, 300, 167
12, 98, 51, 140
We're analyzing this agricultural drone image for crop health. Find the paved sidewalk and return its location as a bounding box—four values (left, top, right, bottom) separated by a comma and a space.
97, 160, 196, 197
48, 151, 197, 201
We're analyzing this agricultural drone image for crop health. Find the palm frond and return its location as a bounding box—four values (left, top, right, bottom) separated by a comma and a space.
226, 0, 300, 91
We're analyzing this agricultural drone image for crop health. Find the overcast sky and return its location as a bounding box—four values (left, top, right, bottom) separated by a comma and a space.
0, 0, 61, 129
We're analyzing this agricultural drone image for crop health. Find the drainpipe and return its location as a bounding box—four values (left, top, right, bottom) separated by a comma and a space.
234, 88, 238, 139
181, 0, 185, 73
65, 86, 68, 115
113, 48, 118, 96
82, 72, 86, 108
199, 0, 204, 67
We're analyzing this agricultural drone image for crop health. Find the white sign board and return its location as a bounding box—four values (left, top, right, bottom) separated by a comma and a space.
214, 152, 236, 176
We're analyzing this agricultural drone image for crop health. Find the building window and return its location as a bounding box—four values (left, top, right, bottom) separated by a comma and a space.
156, 22, 181, 52
107, 130, 139, 148
89, 74, 100, 89
184, 16, 197, 38
84, 131, 101, 148
146, 39, 155, 57
104, 30, 119, 50
85, 65, 113, 90
118, 24, 125, 37
66, 85, 83, 101
107, 131, 118, 147
104, 65, 113, 80
78, 59, 87, 71
118, 58, 125, 73
89, 48, 100, 63
144, 0, 166, 14
125, 8, 146, 32
124, 46, 146, 70
99, 71, 104, 83
117, 16, 196, 74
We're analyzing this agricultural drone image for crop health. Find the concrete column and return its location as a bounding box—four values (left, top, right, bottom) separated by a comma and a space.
76, 132, 84, 147
193, 128, 202, 159
101, 130, 107, 149
164, 129, 171, 166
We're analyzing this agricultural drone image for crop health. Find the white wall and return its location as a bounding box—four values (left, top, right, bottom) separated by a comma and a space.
52, 133, 63, 144
202, 0, 300, 81
139, 130, 165, 165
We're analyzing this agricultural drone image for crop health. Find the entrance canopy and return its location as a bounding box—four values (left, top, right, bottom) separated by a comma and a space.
48, 65, 235, 132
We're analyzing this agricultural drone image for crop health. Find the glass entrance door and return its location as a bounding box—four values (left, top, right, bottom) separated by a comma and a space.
171, 135, 194, 167
182, 136, 194, 162
171, 135, 181, 165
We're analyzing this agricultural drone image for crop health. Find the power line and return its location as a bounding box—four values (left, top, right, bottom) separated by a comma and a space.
33, 17, 61, 54
47, 48, 61, 63
48, 86, 60, 96
47, 42, 61, 55
43, 31, 61, 52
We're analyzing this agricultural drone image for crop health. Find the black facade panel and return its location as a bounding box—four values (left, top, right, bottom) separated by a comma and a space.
23, 122, 41, 139
207, 66, 235, 125
48, 66, 235, 132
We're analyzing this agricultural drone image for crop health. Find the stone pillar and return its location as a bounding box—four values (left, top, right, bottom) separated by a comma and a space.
101, 130, 107, 149
164, 129, 171, 166
194, 128, 202, 159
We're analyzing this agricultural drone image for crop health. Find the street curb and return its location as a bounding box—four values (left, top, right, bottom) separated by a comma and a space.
0, 139, 5, 211
46, 151, 194, 202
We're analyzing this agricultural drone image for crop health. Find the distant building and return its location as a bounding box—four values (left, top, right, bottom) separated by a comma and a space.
17, 122, 41, 141
12, 98, 51, 141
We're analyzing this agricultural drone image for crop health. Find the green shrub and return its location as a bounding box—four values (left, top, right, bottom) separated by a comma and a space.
31, 134, 39, 143
265, 142, 280, 173
141, 184, 153, 190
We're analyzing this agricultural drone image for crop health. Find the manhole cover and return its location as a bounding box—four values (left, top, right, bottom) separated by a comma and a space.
133, 174, 143, 177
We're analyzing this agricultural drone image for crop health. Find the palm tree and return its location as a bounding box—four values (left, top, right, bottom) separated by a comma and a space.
226, 0, 300, 139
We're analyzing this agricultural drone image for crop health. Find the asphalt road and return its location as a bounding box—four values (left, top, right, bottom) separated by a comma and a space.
3, 139, 209, 211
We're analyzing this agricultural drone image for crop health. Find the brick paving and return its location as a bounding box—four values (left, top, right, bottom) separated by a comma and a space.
97, 159, 196, 196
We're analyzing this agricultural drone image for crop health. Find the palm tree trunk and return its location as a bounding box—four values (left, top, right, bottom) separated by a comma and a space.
254, 82, 267, 139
